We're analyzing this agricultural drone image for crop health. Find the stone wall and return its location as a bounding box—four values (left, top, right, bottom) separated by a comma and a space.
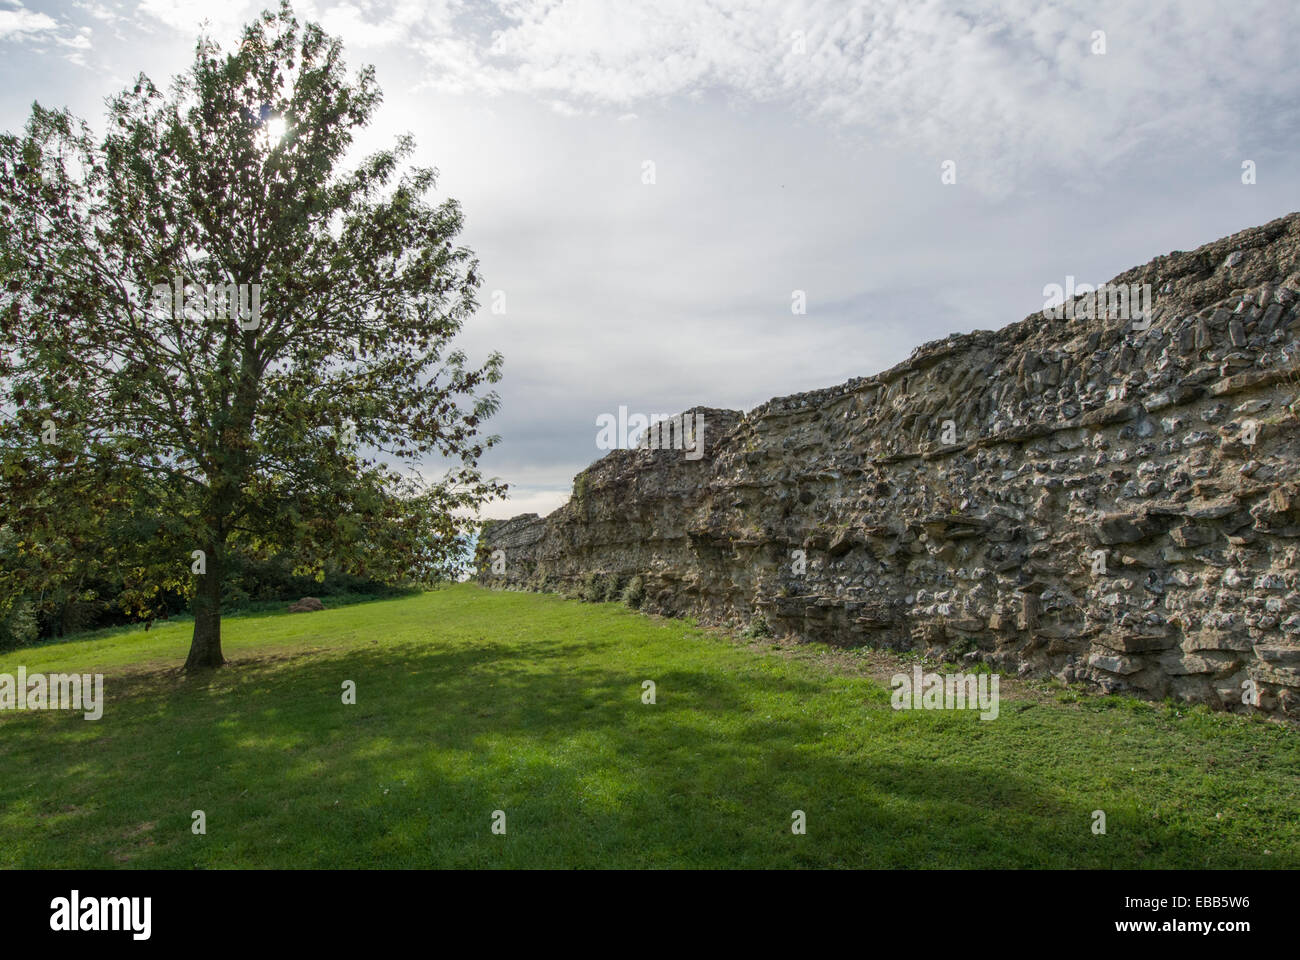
477, 213, 1300, 717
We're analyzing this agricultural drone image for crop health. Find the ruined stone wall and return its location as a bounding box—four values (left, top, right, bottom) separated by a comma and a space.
478, 213, 1300, 717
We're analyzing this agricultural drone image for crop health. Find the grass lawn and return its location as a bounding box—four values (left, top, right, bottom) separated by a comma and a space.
0, 583, 1296, 869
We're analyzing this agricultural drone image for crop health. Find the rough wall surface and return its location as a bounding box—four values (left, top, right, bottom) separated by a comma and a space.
478, 214, 1300, 717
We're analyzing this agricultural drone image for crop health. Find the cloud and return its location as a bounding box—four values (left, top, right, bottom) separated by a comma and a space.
397, 0, 1300, 194
100, 0, 1300, 196
476, 486, 569, 520
2, 2, 95, 66
547, 98, 583, 116
0, 2, 58, 40
74, 1, 123, 23
134, 0, 260, 40
310, 1, 425, 48
57, 27, 94, 49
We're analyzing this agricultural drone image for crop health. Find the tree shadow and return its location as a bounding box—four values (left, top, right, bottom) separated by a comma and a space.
0, 634, 1292, 869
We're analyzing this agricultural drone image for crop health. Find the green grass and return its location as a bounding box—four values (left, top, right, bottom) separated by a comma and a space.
0, 584, 1296, 868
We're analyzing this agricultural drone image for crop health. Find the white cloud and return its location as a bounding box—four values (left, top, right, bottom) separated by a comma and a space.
312, 2, 407, 47
0, 3, 58, 40
547, 98, 582, 116
475, 486, 569, 520
74, 1, 123, 23
134, 0, 260, 41
394, 0, 1300, 194
57, 27, 94, 49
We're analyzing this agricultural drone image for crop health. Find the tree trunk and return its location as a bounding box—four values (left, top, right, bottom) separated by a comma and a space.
185, 544, 225, 670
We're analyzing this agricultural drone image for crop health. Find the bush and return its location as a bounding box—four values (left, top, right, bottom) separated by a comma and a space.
51, 599, 102, 637
742, 616, 772, 640
582, 572, 607, 603
622, 575, 646, 609
0, 600, 39, 650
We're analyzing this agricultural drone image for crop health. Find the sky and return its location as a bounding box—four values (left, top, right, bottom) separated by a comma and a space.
2, 0, 1298, 520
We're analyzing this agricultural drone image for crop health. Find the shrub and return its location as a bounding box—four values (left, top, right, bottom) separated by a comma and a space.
742, 616, 772, 640
948, 635, 978, 659
622, 575, 646, 609
582, 572, 607, 603
0, 600, 39, 650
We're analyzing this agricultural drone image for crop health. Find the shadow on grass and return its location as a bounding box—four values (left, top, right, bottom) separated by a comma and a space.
0, 634, 1291, 869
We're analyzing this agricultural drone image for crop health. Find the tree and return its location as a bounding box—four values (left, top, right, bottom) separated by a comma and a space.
0, 2, 505, 669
